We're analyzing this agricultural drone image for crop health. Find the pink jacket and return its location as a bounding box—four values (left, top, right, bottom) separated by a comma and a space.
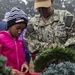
0, 31, 27, 71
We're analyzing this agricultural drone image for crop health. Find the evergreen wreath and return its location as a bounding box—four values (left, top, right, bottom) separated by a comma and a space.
34, 46, 75, 72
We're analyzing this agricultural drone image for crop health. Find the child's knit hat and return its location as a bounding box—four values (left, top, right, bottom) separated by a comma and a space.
7, 7, 28, 29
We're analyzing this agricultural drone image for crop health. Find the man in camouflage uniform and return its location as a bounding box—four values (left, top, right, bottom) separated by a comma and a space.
24, 0, 75, 55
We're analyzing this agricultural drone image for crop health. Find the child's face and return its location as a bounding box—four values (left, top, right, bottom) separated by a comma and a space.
9, 23, 26, 38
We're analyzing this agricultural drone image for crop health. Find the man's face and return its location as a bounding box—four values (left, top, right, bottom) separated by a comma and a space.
37, 7, 53, 18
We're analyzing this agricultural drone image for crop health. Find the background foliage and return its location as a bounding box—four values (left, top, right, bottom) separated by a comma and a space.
0, 0, 75, 21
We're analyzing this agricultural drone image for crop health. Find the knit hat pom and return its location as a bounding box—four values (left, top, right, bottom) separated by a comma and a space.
7, 7, 28, 29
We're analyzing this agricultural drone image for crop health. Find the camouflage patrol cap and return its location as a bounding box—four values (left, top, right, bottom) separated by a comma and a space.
34, 0, 52, 9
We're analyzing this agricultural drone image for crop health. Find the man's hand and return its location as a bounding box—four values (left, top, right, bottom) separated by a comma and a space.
21, 63, 29, 72
48, 43, 57, 48
30, 49, 39, 55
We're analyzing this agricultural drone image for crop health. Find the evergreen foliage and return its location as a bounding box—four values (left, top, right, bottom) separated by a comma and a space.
34, 46, 75, 72
0, 55, 11, 75
40, 62, 75, 75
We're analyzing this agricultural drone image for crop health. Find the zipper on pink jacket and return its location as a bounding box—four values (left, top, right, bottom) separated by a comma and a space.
14, 39, 19, 69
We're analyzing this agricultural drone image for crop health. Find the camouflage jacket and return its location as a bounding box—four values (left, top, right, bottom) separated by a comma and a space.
24, 9, 75, 53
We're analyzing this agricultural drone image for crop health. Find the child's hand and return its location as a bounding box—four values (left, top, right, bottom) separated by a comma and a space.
21, 63, 29, 72
11, 69, 20, 75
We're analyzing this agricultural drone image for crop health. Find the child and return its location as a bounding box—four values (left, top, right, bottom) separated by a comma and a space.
0, 7, 28, 72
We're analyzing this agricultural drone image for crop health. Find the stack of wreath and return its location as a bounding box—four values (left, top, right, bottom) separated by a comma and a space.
40, 61, 75, 75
